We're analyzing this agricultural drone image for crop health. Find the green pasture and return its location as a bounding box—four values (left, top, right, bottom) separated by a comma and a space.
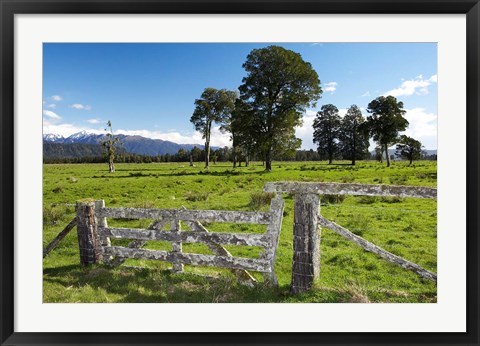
43, 160, 437, 303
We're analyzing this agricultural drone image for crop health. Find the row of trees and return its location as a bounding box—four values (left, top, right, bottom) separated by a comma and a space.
190, 45, 426, 171
312, 97, 423, 166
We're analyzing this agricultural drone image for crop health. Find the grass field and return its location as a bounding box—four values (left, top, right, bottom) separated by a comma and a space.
43, 160, 437, 303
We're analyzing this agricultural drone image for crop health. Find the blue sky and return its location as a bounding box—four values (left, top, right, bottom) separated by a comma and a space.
43, 43, 437, 150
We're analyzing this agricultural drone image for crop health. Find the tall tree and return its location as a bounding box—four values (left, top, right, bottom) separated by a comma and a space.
395, 135, 423, 164
338, 104, 370, 165
365, 96, 408, 167
190, 88, 236, 169
220, 98, 256, 168
100, 120, 122, 173
312, 104, 341, 164
239, 45, 322, 171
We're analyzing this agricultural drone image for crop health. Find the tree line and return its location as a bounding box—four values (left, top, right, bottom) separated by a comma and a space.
311, 98, 425, 166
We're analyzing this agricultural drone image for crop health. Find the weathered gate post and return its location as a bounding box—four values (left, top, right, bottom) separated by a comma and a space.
95, 199, 111, 264
291, 193, 321, 294
76, 200, 100, 266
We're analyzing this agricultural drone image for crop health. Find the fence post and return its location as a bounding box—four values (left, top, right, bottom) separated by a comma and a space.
291, 193, 321, 294
76, 200, 100, 266
95, 199, 111, 264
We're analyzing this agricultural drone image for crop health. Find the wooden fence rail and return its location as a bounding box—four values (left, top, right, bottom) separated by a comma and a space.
43, 217, 77, 258
264, 182, 437, 294
76, 197, 284, 285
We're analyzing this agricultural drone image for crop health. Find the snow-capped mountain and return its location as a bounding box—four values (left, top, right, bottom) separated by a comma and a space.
43, 131, 207, 156
43, 133, 66, 142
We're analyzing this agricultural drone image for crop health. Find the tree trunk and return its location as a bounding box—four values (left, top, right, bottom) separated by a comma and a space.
352, 141, 356, 165
204, 140, 210, 169
385, 144, 390, 167
245, 154, 249, 167
189, 155, 193, 167
109, 159, 115, 173
265, 151, 272, 171
232, 151, 237, 168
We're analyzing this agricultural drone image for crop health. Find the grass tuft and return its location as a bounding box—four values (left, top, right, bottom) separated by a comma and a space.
248, 191, 275, 211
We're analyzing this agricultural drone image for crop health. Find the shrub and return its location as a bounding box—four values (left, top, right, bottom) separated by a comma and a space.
340, 176, 355, 183
43, 205, 65, 225
389, 175, 408, 185
380, 196, 403, 203
248, 191, 275, 211
184, 191, 209, 202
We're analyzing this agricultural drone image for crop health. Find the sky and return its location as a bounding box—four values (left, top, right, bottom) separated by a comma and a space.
43, 43, 437, 150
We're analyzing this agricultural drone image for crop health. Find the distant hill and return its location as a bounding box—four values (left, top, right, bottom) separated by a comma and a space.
43, 131, 209, 157
43, 142, 106, 159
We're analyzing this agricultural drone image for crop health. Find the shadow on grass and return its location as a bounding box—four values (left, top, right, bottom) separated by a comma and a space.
43, 264, 434, 303
90, 170, 270, 179
43, 264, 288, 303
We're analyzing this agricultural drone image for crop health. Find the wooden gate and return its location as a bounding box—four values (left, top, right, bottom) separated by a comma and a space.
76, 197, 284, 285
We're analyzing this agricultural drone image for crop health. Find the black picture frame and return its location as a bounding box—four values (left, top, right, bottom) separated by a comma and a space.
1, 0, 478, 345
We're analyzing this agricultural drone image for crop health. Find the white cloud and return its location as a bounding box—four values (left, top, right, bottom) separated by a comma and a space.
115, 126, 232, 147
361, 91, 371, 97
43, 122, 104, 137
51, 95, 62, 101
47, 103, 56, 108
383, 74, 437, 97
401, 108, 437, 149
324, 82, 337, 94
71, 103, 92, 111
86, 118, 101, 124
42, 110, 61, 120
295, 110, 317, 150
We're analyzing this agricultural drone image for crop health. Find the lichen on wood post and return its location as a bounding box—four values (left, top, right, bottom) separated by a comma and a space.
171, 219, 184, 273
76, 200, 100, 266
291, 193, 321, 294
95, 200, 111, 265
262, 196, 284, 286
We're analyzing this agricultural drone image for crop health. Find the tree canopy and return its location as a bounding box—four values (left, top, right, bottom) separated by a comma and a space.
365, 96, 408, 167
312, 104, 342, 164
395, 135, 423, 164
239, 45, 322, 171
338, 104, 370, 165
190, 88, 236, 169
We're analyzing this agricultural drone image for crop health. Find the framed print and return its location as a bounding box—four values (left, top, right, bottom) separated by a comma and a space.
1, 0, 479, 345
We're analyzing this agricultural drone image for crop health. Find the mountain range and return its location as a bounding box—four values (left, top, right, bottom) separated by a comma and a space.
43, 131, 208, 157
44, 131, 437, 159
